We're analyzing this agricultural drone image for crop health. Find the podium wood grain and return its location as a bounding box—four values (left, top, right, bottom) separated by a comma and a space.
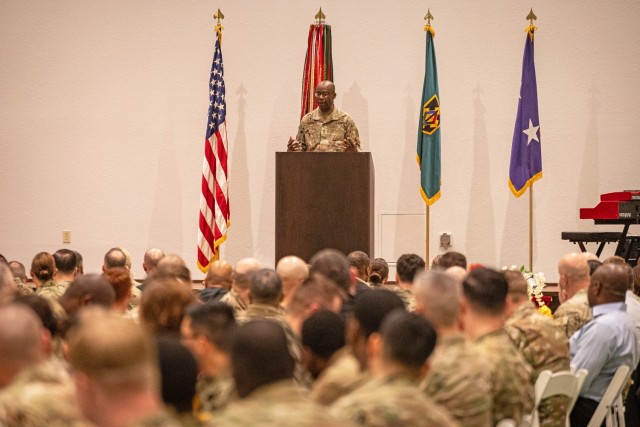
275, 152, 374, 263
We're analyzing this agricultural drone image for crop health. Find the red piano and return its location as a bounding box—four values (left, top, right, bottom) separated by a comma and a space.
562, 190, 640, 265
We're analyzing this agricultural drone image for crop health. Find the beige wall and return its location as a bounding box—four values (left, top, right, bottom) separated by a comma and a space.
1, 1, 639, 280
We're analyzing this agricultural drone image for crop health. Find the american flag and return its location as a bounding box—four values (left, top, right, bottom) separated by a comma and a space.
198, 28, 229, 272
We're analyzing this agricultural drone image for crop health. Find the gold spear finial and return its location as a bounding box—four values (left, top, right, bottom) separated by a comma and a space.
214, 8, 224, 25
315, 7, 326, 23
424, 9, 434, 26
526, 9, 537, 26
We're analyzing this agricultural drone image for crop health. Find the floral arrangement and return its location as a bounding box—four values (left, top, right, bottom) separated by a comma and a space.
503, 265, 552, 317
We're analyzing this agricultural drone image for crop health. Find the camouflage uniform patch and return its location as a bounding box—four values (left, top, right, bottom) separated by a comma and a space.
129, 281, 142, 311
14, 278, 34, 296
420, 333, 492, 427
385, 286, 416, 312
473, 328, 534, 425
0, 357, 88, 427
220, 289, 247, 313
213, 380, 340, 426
553, 289, 592, 340
297, 108, 361, 152
236, 304, 285, 325
331, 375, 457, 427
506, 303, 571, 427
194, 373, 236, 417
35, 280, 66, 300
309, 346, 364, 406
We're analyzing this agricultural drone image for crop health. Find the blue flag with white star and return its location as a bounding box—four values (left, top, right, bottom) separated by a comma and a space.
509, 28, 542, 197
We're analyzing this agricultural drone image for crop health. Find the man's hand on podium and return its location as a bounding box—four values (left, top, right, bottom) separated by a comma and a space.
287, 137, 303, 152
341, 137, 357, 152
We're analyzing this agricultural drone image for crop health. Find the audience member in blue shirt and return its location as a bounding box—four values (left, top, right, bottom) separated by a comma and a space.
570, 264, 640, 426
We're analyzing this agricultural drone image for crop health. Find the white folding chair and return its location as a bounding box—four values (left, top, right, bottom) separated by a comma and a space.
526, 368, 588, 427
587, 364, 632, 427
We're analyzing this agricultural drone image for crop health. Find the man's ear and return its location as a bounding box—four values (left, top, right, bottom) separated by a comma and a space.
592, 281, 602, 297
80, 294, 93, 306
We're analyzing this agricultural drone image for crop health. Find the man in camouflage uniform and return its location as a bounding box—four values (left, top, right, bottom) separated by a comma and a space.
68, 309, 182, 427
461, 268, 534, 425
331, 311, 456, 426
9, 261, 33, 295
287, 80, 360, 152
52, 249, 77, 294
220, 257, 262, 314
415, 271, 492, 427
347, 251, 372, 290
0, 263, 16, 306
0, 304, 87, 426
180, 303, 236, 421
554, 253, 593, 339
236, 268, 286, 324
238, 268, 311, 388
302, 310, 364, 405
503, 270, 570, 427
138, 247, 165, 291
276, 255, 309, 310
200, 260, 232, 303
285, 274, 345, 391
214, 320, 340, 426
387, 253, 425, 312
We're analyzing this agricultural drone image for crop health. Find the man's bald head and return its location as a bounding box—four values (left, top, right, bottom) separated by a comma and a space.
8, 261, 27, 282
235, 258, 262, 275
277, 256, 309, 281
231, 320, 294, 398
59, 274, 116, 317
233, 258, 262, 291
589, 264, 630, 306
157, 254, 187, 269
558, 253, 590, 280
276, 256, 309, 300
104, 248, 127, 270
0, 304, 46, 386
143, 248, 165, 275
581, 252, 599, 262
205, 260, 234, 290
558, 253, 590, 300
316, 80, 335, 93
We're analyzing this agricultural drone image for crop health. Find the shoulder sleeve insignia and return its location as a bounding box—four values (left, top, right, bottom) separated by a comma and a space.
421, 94, 440, 135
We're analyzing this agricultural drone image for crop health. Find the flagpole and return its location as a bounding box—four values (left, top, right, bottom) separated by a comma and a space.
526, 8, 537, 273
426, 206, 430, 268
529, 184, 533, 271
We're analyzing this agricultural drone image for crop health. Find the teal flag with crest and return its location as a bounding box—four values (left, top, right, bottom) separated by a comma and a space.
417, 26, 441, 205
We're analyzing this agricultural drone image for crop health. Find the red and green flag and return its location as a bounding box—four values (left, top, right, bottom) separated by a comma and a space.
301, 21, 333, 118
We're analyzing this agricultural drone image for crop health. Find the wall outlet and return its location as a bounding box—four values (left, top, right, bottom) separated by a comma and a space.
62, 230, 71, 244
439, 232, 452, 250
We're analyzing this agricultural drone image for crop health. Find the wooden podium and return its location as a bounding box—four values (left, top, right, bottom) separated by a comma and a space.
275, 152, 374, 263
